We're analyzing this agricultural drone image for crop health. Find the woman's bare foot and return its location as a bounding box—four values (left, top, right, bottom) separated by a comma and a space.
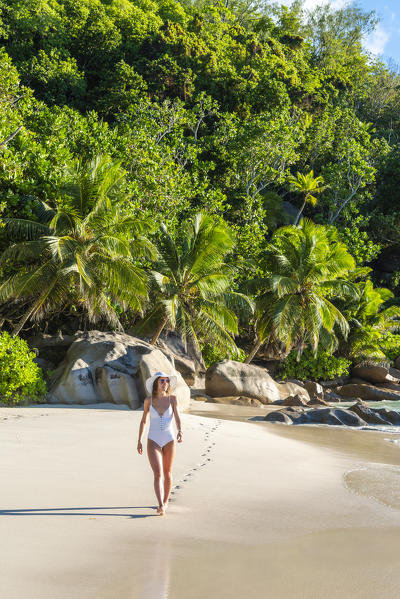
156, 505, 165, 516
163, 500, 169, 511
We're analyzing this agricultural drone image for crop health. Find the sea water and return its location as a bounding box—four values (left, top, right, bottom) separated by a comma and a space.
336, 399, 400, 412
344, 464, 400, 509
329, 400, 400, 434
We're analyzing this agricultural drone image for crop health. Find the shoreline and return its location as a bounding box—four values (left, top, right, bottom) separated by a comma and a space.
0, 403, 399, 598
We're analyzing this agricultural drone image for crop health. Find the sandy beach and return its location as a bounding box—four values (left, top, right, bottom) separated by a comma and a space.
1, 401, 399, 599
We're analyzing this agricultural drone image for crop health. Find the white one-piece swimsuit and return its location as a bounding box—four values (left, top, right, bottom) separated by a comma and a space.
148, 396, 175, 449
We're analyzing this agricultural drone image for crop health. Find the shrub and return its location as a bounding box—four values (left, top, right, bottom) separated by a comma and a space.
379, 332, 400, 364
0, 332, 47, 405
280, 349, 351, 382
201, 343, 246, 369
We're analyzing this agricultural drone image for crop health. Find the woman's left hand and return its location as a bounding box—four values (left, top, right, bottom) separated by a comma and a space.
177, 431, 183, 443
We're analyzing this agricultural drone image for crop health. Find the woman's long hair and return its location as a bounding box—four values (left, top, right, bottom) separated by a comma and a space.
152, 377, 171, 399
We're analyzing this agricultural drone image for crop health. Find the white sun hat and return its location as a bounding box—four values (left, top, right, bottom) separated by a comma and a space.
145, 371, 178, 394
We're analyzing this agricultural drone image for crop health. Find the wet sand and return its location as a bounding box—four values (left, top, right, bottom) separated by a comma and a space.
0, 402, 399, 598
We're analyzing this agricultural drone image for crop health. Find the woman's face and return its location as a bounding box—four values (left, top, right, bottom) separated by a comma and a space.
157, 377, 170, 393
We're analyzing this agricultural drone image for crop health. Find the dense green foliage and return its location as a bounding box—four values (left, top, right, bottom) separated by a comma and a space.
0, 332, 46, 404
379, 333, 400, 363
135, 212, 252, 353
337, 277, 400, 360
0, 0, 400, 375
281, 349, 351, 382
251, 220, 356, 356
0, 155, 152, 334
201, 343, 246, 369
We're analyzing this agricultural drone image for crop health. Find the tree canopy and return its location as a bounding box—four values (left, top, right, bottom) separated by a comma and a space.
0, 0, 400, 367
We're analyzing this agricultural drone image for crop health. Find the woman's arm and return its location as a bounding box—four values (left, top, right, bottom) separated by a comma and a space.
171, 395, 183, 443
137, 398, 150, 454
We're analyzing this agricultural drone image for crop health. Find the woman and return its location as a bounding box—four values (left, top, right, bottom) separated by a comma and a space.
137, 371, 183, 516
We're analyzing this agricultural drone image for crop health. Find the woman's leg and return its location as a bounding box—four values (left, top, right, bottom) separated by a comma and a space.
147, 439, 164, 512
162, 440, 176, 506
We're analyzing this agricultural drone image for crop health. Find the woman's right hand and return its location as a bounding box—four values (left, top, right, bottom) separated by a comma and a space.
137, 441, 143, 455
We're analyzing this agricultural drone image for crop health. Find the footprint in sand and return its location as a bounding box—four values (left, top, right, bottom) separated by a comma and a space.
169, 419, 221, 507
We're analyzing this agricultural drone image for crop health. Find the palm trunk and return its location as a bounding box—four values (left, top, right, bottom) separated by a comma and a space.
187, 337, 206, 369
150, 315, 169, 345
13, 300, 41, 337
244, 337, 263, 364
294, 197, 306, 226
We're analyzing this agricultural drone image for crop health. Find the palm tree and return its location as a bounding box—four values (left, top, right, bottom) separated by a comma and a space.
338, 279, 400, 360
246, 220, 357, 363
289, 170, 326, 226
0, 155, 154, 335
136, 212, 253, 357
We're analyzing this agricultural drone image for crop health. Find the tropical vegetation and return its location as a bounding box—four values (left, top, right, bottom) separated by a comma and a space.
136, 212, 252, 357
246, 220, 357, 362
0, 155, 152, 335
0, 332, 46, 404
280, 349, 351, 382
1, 0, 400, 402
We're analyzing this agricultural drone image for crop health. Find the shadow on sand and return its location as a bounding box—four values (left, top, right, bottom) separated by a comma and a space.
0, 506, 157, 518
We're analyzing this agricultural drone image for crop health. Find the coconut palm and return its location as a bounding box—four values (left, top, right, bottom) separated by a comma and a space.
0, 155, 154, 335
245, 220, 357, 363
136, 212, 253, 356
289, 170, 326, 226
338, 279, 400, 360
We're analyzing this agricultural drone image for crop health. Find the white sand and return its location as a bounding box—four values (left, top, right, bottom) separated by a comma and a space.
0, 403, 399, 598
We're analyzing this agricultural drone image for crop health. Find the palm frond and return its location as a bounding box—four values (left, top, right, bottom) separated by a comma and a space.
135, 304, 167, 336
0, 260, 60, 299
190, 272, 231, 296
196, 298, 238, 334
222, 291, 255, 318
158, 224, 181, 274
0, 240, 47, 265
4, 218, 50, 240
192, 308, 238, 352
